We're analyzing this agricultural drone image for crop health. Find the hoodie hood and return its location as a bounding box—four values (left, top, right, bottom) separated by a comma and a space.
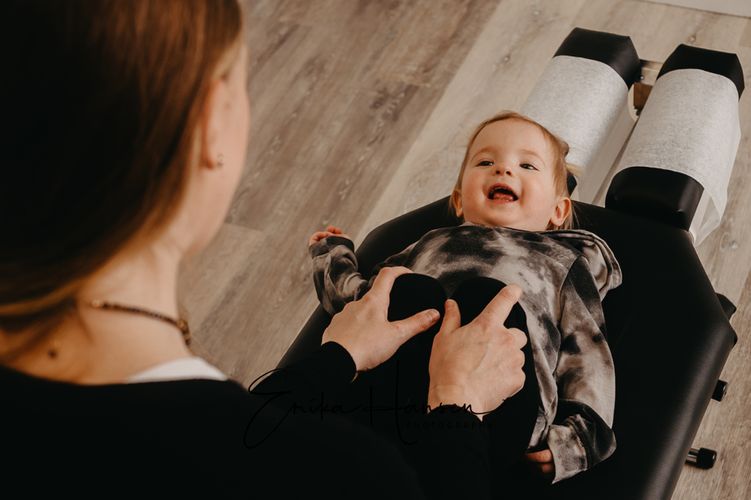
542, 228, 623, 300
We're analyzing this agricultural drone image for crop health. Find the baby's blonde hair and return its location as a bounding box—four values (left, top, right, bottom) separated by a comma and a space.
449, 110, 583, 230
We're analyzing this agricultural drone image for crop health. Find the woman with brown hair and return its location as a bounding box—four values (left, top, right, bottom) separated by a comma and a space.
0, 1, 528, 497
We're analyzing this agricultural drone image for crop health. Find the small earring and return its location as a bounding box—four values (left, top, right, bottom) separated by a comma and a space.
217, 153, 224, 168
47, 337, 60, 359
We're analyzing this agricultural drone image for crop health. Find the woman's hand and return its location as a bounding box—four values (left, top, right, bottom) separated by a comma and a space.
309, 225, 350, 247
523, 448, 555, 482
321, 266, 441, 374
427, 284, 527, 419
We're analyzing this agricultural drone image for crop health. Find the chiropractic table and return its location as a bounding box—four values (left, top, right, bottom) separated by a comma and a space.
277, 27, 744, 500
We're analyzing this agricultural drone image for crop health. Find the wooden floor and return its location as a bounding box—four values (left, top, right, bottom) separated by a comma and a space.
177, 1, 751, 498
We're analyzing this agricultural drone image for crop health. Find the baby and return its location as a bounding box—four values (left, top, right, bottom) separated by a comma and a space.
307, 110, 622, 485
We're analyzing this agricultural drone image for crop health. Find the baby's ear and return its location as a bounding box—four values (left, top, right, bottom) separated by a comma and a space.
550, 197, 571, 227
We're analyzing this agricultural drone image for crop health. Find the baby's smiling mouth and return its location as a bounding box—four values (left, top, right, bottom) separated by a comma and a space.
487, 183, 518, 202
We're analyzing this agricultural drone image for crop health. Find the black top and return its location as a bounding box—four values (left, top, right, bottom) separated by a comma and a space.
1, 341, 495, 499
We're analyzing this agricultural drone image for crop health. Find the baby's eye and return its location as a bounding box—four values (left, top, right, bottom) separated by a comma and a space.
476, 160, 538, 171
521, 163, 538, 170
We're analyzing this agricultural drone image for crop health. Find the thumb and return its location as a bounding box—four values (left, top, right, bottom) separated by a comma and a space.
438, 299, 461, 335
392, 308, 441, 341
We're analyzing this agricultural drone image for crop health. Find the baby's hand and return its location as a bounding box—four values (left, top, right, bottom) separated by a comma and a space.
523, 448, 555, 482
308, 225, 351, 248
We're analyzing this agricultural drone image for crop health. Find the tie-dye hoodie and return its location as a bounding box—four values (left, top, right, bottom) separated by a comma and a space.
308, 220, 622, 484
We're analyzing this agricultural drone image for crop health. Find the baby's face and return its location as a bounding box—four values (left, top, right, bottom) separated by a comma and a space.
458, 118, 568, 231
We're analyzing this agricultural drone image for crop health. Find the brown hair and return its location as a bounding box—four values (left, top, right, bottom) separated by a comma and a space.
0, 0, 245, 362
449, 110, 582, 230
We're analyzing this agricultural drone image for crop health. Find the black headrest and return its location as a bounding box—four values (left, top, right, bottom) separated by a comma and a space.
567, 172, 578, 195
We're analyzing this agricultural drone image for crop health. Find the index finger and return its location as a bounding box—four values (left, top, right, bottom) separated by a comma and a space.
368, 266, 413, 301
476, 284, 522, 327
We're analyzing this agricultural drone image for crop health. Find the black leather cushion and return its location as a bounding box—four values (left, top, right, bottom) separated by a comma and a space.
605, 42, 744, 236
657, 43, 744, 100
606, 166, 705, 232
553, 27, 642, 88
279, 197, 736, 499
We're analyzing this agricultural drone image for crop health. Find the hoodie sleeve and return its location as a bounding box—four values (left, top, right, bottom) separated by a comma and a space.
545, 255, 617, 484
368, 239, 419, 276
308, 236, 419, 316
308, 236, 369, 316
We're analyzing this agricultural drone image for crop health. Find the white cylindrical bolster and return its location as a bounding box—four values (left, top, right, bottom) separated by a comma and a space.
521, 55, 629, 176
611, 55, 743, 245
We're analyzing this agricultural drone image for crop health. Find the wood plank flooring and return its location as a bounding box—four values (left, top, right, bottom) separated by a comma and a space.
177, 1, 751, 498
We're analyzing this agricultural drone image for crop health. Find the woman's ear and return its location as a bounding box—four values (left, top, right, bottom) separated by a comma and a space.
549, 197, 571, 227
197, 77, 231, 171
